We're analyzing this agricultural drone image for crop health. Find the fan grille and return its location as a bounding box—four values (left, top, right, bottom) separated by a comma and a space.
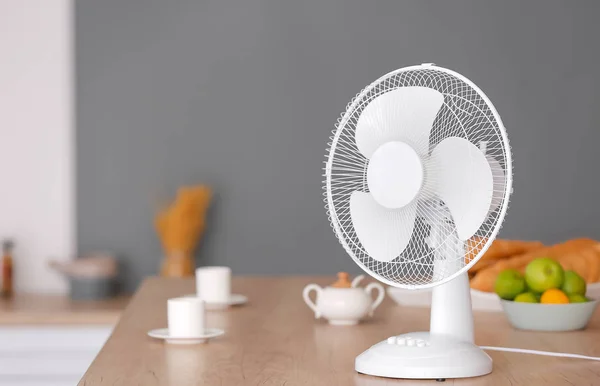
325, 65, 512, 289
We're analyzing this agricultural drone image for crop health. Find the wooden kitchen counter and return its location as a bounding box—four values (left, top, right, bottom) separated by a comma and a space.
0, 293, 130, 325
80, 276, 600, 385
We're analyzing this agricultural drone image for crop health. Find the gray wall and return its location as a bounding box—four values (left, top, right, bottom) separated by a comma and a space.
76, 0, 600, 292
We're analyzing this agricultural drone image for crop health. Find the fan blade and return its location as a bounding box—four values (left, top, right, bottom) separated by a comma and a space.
486, 155, 506, 214
428, 137, 494, 240
350, 191, 417, 262
355, 87, 444, 158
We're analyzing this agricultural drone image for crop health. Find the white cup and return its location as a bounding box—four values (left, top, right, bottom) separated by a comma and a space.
195, 266, 231, 303
168, 297, 205, 338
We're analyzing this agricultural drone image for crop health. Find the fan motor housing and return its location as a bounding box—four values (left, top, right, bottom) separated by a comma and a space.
367, 141, 423, 209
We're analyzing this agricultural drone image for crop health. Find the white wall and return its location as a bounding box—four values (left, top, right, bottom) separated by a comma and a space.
0, 0, 74, 293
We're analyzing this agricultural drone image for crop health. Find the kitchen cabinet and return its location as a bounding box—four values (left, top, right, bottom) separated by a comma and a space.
0, 293, 129, 386
0, 326, 112, 386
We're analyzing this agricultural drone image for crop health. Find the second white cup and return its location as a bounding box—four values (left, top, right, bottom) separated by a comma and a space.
195, 266, 231, 304
168, 297, 205, 338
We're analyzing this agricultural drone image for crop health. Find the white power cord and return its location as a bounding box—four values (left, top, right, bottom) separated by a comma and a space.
481, 346, 600, 361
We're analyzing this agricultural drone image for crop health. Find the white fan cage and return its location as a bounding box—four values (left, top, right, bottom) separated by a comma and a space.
324, 65, 512, 289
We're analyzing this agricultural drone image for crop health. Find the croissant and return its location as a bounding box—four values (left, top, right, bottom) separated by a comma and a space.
470, 238, 599, 292
466, 238, 544, 274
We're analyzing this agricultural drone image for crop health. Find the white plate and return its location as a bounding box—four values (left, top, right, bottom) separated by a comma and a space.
388, 282, 600, 312
387, 287, 504, 312
183, 294, 248, 310
147, 328, 224, 344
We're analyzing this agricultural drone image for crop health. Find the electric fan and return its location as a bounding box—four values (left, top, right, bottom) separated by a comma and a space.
324, 63, 512, 379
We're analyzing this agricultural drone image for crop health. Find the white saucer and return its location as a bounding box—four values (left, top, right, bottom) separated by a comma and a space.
147, 328, 224, 344
183, 294, 248, 310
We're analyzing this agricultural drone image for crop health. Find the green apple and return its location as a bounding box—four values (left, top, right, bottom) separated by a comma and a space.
525, 257, 564, 293
495, 269, 527, 300
514, 292, 539, 303
561, 270, 586, 296
568, 294, 588, 303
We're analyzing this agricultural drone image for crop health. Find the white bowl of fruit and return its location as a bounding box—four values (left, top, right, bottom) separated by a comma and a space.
498, 257, 598, 331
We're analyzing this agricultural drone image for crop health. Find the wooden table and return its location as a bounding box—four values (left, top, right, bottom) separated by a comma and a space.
79, 277, 600, 385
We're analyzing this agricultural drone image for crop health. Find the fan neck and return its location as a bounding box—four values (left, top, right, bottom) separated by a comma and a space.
430, 272, 474, 343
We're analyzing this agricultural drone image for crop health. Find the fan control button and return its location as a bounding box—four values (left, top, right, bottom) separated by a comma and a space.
406, 339, 415, 347
396, 338, 406, 346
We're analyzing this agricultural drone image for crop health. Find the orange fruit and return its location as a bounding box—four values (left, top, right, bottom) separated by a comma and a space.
540, 288, 569, 304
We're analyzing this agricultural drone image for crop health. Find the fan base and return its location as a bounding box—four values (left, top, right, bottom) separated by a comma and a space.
355, 332, 492, 379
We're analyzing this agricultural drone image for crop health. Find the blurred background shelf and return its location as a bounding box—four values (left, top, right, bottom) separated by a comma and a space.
0, 294, 130, 325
